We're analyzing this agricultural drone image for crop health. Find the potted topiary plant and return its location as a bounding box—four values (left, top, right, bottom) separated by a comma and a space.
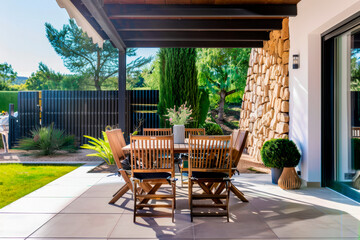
261, 138, 301, 187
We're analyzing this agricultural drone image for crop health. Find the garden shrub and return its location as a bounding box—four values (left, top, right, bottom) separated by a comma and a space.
201, 122, 223, 135
18, 123, 77, 155
260, 139, 301, 168
0, 91, 18, 112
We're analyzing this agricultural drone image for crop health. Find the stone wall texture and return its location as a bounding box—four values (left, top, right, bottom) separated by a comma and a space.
239, 18, 290, 162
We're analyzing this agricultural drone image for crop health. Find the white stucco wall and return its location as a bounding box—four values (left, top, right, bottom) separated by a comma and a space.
289, 0, 360, 183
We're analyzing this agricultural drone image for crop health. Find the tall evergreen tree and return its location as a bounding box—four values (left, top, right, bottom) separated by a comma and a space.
158, 48, 199, 127
45, 19, 152, 90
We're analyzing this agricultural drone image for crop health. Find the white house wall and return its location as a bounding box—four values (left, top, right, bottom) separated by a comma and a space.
289, 0, 360, 185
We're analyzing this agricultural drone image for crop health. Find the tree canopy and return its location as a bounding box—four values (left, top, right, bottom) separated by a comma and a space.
0, 63, 17, 90
197, 48, 250, 120
45, 19, 152, 90
25, 63, 87, 91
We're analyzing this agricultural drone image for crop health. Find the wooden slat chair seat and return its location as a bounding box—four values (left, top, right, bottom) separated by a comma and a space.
143, 128, 172, 136
188, 135, 233, 222
106, 129, 133, 204
130, 135, 177, 222
179, 128, 206, 187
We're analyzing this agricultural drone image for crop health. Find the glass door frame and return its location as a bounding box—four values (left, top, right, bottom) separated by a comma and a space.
321, 13, 360, 202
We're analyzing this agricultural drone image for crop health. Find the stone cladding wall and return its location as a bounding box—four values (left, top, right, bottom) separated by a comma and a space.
239, 18, 290, 162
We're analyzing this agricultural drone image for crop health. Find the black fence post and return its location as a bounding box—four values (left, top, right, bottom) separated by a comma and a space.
8, 103, 17, 149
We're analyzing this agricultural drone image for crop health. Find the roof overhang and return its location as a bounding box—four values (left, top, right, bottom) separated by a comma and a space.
57, 0, 300, 50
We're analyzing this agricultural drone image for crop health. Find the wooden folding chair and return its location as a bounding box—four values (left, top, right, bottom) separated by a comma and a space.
106, 129, 133, 204
143, 128, 172, 136
209, 130, 249, 202
130, 135, 177, 222
179, 128, 206, 187
188, 135, 233, 222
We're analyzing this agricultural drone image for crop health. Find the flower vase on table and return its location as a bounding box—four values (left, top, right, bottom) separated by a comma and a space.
165, 103, 193, 144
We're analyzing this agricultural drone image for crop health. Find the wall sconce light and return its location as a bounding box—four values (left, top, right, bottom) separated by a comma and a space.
293, 54, 300, 69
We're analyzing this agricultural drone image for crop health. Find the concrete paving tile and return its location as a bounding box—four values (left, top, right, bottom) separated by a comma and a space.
265, 216, 358, 238
0, 197, 74, 214
30, 213, 121, 238
0, 238, 26, 240
193, 217, 277, 239
60, 197, 125, 214
0, 213, 54, 238
47, 176, 102, 186
109, 213, 194, 239
79, 183, 123, 198
279, 238, 359, 240
25, 185, 91, 198
28, 238, 106, 240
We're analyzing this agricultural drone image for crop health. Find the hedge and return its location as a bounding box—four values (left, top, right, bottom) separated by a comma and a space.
0, 91, 18, 112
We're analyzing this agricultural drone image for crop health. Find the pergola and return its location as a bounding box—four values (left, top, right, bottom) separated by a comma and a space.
57, 0, 300, 131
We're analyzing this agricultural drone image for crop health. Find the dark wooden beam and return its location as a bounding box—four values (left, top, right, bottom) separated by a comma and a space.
105, 4, 297, 18
124, 41, 263, 48
120, 31, 269, 41
113, 19, 283, 31
81, 0, 126, 52
118, 51, 126, 132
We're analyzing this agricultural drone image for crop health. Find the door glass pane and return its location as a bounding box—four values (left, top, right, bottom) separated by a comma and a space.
335, 29, 360, 192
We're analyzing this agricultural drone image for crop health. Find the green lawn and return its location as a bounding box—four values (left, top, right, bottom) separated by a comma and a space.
0, 164, 81, 208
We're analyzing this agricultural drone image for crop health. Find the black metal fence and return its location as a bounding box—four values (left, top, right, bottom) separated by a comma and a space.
14, 90, 159, 145
18, 91, 40, 138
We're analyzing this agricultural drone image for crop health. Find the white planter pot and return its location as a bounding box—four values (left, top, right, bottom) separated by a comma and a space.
173, 125, 185, 144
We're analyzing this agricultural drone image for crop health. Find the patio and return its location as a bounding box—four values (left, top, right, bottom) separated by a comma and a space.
0, 162, 359, 239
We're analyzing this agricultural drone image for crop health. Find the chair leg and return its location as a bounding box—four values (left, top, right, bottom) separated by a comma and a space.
226, 181, 231, 222
180, 171, 184, 187
109, 184, 130, 204
133, 181, 137, 223
189, 179, 193, 222
172, 181, 176, 223
230, 185, 248, 202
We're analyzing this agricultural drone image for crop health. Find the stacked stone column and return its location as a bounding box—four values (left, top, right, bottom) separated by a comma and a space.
239, 18, 290, 162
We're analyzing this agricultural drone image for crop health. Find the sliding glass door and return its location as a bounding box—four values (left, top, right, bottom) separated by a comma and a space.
322, 16, 360, 202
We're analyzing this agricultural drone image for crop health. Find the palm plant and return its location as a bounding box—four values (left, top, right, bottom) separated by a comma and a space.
81, 131, 114, 165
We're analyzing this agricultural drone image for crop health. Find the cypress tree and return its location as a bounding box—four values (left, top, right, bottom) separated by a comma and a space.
158, 48, 199, 127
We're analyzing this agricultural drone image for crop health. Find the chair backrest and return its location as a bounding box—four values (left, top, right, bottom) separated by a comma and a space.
185, 128, 206, 138
352, 127, 360, 138
130, 135, 175, 176
143, 128, 172, 136
231, 130, 249, 169
106, 129, 127, 169
188, 135, 233, 176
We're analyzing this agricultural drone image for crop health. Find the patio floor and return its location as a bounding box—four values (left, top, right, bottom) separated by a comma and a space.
0, 162, 359, 240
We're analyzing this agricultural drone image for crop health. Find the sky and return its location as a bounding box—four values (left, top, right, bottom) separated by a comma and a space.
0, 0, 158, 77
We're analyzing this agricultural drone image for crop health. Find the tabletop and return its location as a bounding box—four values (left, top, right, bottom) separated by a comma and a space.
122, 140, 189, 153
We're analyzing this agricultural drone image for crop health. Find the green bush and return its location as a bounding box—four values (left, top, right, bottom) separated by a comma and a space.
201, 122, 223, 135
81, 131, 114, 165
18, 123, 77, 155
260, 138, 301, 168
352, 138, 360, 170
0, 91, 18, 112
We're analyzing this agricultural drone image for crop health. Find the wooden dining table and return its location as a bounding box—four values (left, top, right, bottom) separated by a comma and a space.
122, 139, 248, 203
122, 142, 189, 154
